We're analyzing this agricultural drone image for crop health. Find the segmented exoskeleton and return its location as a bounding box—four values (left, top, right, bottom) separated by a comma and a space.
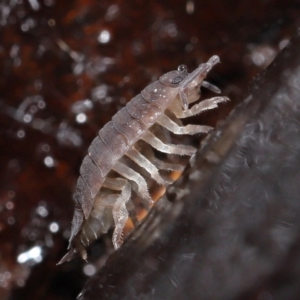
58, 55, 229, 264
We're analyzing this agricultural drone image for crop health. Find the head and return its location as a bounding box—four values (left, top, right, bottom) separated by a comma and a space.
159, 55, 220, 110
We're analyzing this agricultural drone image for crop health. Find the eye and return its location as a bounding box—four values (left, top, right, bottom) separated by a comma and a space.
171, 76, 184, 84
177, 64, 188, 73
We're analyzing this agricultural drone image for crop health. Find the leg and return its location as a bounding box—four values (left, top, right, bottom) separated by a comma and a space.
142, 145, 185, 172
126, 146, 169, 186
103, 177, 138, 226
112, 162, 153, 209
169, 96, 229, 119
81, 192, 118, 248
201, 80, 221, 93
157, 114, 213, 135
102, 177, 132, 249
141, 130, 196, 156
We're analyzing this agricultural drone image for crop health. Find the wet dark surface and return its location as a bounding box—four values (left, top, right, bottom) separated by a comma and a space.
0, 0, 300, 299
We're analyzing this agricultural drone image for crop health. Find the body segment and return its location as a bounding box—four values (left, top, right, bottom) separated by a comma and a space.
59, 55, 229, 263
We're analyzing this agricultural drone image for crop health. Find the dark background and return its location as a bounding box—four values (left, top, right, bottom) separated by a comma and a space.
0, 0, 300, 299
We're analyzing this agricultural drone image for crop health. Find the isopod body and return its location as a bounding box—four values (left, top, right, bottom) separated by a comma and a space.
58, 55, 228, 263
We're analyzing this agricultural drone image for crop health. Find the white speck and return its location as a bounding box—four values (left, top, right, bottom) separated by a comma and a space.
83, 264, 96, 276
17, 279, 25, 287
48, 19, 55, 26
98, 30, 111, 44
42, 144, 50, 152
44, 156, 54, 167
76, 113, 87, 123
105, 4, 119, 21
84, 99, 93, 109
165, 23, 177, 37
37, 205, 48, 217
279, 38, 289, 50
17, 246, 42, 264
6, 202, 14, 210
21, 18, 35, 32
92, 85, 108, 100
74, 62, 84, 75
7, 217, 15, 225
72, 99, 93, 114
186, 0, 195, 14
49, 222, 59, 233
23, 114, 32, 123
21, 23, 29, 31
10, 44, 19, 58
252, 52, 265, 66
38, 100, 46, 109
154, 89, 157, 92
250, 45, 276, 67
28, 0, 40, 10
17, 130, 25, 138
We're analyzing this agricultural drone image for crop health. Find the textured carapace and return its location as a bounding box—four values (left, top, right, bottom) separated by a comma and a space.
58, 55, 229, 264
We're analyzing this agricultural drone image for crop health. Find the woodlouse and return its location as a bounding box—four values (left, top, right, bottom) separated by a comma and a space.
58, 55, 229, 264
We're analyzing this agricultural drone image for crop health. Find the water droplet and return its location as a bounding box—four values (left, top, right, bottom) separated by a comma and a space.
7, 217, 15, 225
36, 205, 48, 217
49, 222, 59, 233
38, 100, 46, 109
186, 0, 195, 14
48, 19, 55, 26
17, 246, 43, 264
44, 156, 54, 168
6, 202, 14, 210
17, 130, 25, 138
98, 30, 111, 44
42, 144, 50, 152
83, 264, 96, 276
76, 113, 87, 124
105, 4, 119, 21
23, 114, 32, 123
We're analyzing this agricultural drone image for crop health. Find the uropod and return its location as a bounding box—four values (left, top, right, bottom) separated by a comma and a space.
58, 55, 229, 264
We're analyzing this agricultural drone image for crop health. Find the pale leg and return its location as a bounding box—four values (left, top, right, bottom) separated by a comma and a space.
141, 130, 196, 156
142, 145, 185, 172
112, 162, 153, 209
103, 177, 132, 249
157, 114, 213, 135
126, 146, 169, 186
170, 96, 229, 119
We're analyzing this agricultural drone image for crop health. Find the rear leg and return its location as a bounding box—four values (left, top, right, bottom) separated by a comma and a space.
103, 177, 132, 249
102, 177, 138, 226
112, 162, 153, 210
